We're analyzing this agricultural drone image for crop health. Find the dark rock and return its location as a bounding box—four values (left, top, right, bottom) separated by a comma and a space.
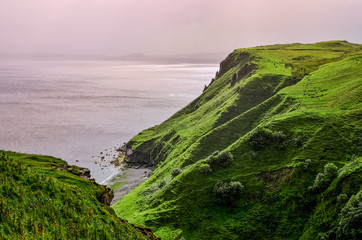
110, 159, 121, 167
236, 86, 241, 93
219, 51, 250, 76
231, 73, 237, 86
100, 187, 114, 206
237, 62, 256, 79
125, 149, 152, 166
134, 226, 161, 240
203, 84, 208, 92
80, 168, 91, 179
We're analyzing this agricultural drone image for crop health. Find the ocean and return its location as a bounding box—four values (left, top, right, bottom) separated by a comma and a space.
0, 60, 218, 182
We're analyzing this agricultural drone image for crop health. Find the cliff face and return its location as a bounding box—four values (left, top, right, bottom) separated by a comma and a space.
113, 41, 362, 239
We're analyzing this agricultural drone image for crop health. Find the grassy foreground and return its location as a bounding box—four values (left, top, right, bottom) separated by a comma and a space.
0, 151, 157, 239
113, 41, 362, 239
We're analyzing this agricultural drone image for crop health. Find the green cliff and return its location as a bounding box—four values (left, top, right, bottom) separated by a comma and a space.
113, 41, 362, 239
0, 151, 158, 239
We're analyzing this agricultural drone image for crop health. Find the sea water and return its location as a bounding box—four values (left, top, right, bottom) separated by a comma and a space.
0, 60, 218, 182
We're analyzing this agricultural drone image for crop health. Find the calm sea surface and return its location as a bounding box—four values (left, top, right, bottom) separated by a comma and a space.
0, 60, 217, 182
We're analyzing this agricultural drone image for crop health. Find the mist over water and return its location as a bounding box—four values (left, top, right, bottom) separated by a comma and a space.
0, 60, 217, 182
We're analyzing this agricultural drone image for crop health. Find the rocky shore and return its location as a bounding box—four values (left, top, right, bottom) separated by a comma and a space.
104, 144, 153, 205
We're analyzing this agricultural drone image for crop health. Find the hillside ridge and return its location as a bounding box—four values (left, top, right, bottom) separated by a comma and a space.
0, 151, 159, 239
113, 40, 362, 239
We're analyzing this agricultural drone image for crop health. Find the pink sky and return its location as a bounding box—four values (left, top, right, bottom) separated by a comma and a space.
0, 0, 361, 55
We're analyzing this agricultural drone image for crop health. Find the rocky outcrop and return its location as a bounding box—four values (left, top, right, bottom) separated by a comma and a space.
231, 62, 256, 86
60, 164, 115, 206
117, 218, 160, 240
237, 62, 256, 79
134, 226, 161, 240
100, 187, 114, 206
80, 168, 91, 179
115, 144, 153, 167
61, 165, 92, 180
218, 51, 251, 76
125, 150, 152, 166
231, 73, 237, 86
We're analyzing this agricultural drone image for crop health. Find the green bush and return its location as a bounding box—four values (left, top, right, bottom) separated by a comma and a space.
324, 163, 339, 179
273, 130, 286, 142
207, 151, 233, 168
311, 173, 329, 191
303, 159, 312, 169
337, 193, 348, 203
294, 137, 304, 147
336, 193, 362, 239
158, 180, 167, 188
171, 168, 182, 178
309, 163, 338, 192
250, 151, 258, 159
213, 181, 244, 206
293, 134, 308, 148
199, 163, 212, 175
247, 127, 286, 150
248, 127, 274, 150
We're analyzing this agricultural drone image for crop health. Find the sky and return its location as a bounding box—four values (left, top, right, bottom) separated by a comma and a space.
0, 0, 361, 56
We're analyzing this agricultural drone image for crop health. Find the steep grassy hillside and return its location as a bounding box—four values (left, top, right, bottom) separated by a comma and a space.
113, 41, 362, 239
0, 151, 157, 240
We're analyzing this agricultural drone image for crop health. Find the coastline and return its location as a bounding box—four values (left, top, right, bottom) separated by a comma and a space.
104, 165, 153, 205
101, 144, 153, 205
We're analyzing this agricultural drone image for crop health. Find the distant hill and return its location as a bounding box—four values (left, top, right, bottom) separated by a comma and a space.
117, 52, 227, 63
0, 52, 227, 64
112, 40, 362, 239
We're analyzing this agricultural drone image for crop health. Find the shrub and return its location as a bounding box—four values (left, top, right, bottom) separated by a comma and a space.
324, 163, 338, 180
273, 131, 286, 142
337, 193, 348, 203
303, 159, 312, 169
309, 163, 338, 192
171, 168, 182, 178
207, 151, 233, 168
199, 163, 212, 175
213, 181, 244, 206
278, 141, 288, 150
248, 127, 274, 150
248, 128, 286, 150
250, 152, 259, 161
294, 137, 304, 147
293, 134, 308, 148
336, 193, 362, 239
158, 180, 166, 188
310, 172, 329, 191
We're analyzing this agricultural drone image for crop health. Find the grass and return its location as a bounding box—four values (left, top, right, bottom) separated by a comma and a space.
0, 151, 156, 240
112, 41, 362, 239
110, 181, 127, 191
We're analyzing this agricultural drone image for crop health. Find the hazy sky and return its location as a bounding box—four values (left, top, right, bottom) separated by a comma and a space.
0, 0, 361, 56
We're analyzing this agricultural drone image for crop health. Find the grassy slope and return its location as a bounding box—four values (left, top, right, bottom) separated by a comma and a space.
113, 41, 362, 239
0, 151, 157, 240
